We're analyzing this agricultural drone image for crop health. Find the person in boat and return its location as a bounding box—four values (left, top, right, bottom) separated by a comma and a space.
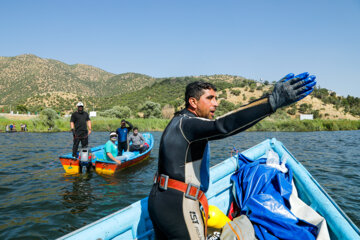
148, 73, 316, 240
70, 102, 92, 158
128, 127, 148, 153
104, 132, 125, 164
116, 119, 133, 156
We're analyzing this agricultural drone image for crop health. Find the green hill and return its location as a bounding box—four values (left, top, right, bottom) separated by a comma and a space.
1, 54, 359, 120
0, 55, 157, 112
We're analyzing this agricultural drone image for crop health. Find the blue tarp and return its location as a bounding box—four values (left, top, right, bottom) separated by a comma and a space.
230, 153, 318, 240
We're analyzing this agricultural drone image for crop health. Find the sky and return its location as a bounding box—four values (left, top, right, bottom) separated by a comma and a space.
1, 0, 359, 97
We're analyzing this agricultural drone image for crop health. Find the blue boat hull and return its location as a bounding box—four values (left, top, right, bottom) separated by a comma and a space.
58, 138, 360, 240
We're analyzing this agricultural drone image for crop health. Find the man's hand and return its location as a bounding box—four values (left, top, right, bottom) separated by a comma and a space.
269, 72, 316, 112
107, 152, 121, 165
71, 129, 75, 137
88, 129, 92, 135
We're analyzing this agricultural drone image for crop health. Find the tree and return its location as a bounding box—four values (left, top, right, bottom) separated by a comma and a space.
299, 103, 312, 114
16, 105, 28, 113
40, 108, 59, 129
112, 106, 132, 118
140, 101, 162, 118
230, 89, 241, 96
216, 100, 235, 116
99, 106, 132, 118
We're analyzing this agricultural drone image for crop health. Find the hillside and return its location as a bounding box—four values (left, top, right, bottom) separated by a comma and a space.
101, 76, 359, 120
0, 55, 155, 110
0, 54, 359, 120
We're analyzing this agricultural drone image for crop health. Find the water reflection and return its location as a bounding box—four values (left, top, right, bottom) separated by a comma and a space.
62, 173, 95, 214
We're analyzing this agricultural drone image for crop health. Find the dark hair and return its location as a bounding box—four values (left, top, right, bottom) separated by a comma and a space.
133, 127, 138, 131
185, 81, 217, 108
121, 119, 126, 123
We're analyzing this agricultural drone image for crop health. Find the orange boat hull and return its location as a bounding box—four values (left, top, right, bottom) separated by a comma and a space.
95, 150, 151, 176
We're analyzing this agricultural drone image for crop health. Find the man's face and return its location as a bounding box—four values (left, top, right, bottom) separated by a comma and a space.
121, 121, 125, 127
193, 89, 218, 119
78, 106, 83, 112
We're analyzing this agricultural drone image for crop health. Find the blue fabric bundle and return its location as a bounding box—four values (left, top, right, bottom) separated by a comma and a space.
230, 153, 318, 240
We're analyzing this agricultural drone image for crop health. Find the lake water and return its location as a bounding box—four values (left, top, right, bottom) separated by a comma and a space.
0, 131, 359, 239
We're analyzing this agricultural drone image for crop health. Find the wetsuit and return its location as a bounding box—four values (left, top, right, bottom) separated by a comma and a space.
71, 111, 90, 157
148, 97, 273, 240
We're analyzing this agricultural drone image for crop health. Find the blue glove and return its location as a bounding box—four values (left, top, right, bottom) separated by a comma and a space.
269, 72, 316, 112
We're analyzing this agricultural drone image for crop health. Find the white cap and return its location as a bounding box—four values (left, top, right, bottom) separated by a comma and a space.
77, 102, 84, 107
110, 132, 118, 137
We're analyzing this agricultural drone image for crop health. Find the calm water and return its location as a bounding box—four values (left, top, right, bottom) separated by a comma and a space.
0, 131, 359, 239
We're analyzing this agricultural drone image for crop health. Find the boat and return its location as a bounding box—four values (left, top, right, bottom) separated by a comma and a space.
59, 132, 154, 176
58, 138, 360, 240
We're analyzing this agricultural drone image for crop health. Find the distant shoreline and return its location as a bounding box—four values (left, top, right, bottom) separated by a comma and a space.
1, 117, 359, 132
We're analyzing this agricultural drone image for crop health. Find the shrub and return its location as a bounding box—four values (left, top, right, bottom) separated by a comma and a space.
287, 108, 296, 115
230, 89, 241, 96
162, 104, 175, 119
40, 108, 59, 130
219, 91, 227, 99
216, 100, 236, 116
140, 101, 162, 118
99, 106, 132, 119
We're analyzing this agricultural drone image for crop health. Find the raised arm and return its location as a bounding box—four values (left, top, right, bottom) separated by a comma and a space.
182, 72, 316, 142
182, 97, 272, 142
126, 121, 133, 131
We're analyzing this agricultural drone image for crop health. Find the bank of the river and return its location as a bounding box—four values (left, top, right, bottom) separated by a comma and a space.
0, 117, 170, 132
1, 117, 359, 132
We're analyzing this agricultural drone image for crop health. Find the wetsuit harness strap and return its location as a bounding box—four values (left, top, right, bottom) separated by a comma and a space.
154, 173, 209, 237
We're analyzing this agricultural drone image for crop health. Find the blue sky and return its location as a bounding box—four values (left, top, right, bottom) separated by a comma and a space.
1, 0, 359, 97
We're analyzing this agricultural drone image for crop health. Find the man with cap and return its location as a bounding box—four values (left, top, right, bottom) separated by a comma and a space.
104, 132, 126, 164
70, 102, 92, 157
116, 119, 133, 156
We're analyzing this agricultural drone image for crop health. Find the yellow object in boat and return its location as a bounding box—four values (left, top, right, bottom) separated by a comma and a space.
206, 205, 231, 229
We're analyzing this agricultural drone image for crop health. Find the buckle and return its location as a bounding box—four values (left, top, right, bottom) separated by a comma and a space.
153, 172, 158, 184
185, 183, 200, 200
158, 174, 169, 191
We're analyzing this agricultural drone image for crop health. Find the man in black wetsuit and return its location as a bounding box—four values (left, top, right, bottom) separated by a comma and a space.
70, 102, 92, 157
148, 73, 316, 239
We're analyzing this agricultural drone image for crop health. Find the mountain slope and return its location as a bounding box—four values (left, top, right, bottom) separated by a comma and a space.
0, 54, 115, 104
0, 55, 157, 105
1, 54, 359, 120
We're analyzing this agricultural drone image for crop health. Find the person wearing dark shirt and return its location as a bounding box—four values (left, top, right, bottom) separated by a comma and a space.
148, 73, 316, 239
70, 102, 92, 157
116, 119, 133, 156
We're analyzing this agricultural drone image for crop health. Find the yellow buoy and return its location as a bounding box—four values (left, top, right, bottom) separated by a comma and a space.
206, 205, 231, 229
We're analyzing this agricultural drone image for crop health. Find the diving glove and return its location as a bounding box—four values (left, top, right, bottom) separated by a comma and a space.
269, 72, 316, 112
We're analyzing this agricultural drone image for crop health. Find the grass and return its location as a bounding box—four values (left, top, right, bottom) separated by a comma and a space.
0, 117, 170, 132
0, 117, 359, 133
249, 119, 360, 132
